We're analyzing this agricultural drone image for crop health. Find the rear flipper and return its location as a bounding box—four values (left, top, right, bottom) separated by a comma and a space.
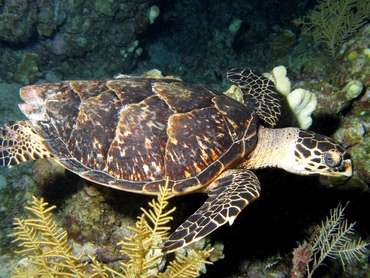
0, 121, 52, 166
163, 169, 261, 252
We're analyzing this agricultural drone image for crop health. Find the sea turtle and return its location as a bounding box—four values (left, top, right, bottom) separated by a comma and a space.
0, 69, 352, 252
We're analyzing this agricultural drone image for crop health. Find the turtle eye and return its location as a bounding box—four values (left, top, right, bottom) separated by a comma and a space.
324, 150, 342, 167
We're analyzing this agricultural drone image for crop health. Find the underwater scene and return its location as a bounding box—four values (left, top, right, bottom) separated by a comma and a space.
0, 0, 370, 277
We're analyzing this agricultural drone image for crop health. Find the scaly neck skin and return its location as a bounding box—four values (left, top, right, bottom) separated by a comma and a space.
243, 126, 300, 173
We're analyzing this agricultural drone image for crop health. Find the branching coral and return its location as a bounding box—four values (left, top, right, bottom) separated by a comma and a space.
10, 196, 89, 277
291, 203, 369, 278
104, 183, 213, 277
294, 0, 370, 57
118, 184, 176, 276
9, 182, 212, 277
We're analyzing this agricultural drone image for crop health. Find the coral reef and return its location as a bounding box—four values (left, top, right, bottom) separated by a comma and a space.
9, 184, 213, 277
0, 83, 23, 124
36, 0, 66, 37
149, 5, 160, 25
14, 53, 42, 85
110, 184, 212, 277
0, 0, 38, 43
278, 23, 370, 190
294, 0, 370, 57
10, 196, 90, 277
1, 1, 370, 277
333, 114, 370, 187
264, 66, 317, 129
268, 29, 297, 57
0, 0, 153, 83
291, 203, 369, 278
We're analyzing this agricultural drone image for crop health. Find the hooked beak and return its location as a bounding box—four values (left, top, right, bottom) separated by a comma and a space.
339, 159, 353, 178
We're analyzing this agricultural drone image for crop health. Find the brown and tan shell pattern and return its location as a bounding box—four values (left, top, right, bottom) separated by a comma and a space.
17, 78, 258, 195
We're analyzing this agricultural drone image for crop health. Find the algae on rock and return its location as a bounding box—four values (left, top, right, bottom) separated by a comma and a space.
14, 53, 42, 85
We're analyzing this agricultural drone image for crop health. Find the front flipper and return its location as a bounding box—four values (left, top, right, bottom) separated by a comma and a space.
163, 169, 261, 252
227, 69, 281, 128
0, 121, 52, 166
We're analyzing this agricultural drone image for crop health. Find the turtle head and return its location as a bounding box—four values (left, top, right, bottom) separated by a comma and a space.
292, 129, 352, 178
245, 127, 352, 179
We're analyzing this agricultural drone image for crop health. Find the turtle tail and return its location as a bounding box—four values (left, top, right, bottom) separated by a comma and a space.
0, 121, 53, 166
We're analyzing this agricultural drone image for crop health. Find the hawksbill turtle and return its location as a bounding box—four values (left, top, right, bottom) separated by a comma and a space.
0, 69, 352, 252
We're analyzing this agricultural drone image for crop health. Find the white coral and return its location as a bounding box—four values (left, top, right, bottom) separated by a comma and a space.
264, 65, 317, 129
287, 88, 317, 129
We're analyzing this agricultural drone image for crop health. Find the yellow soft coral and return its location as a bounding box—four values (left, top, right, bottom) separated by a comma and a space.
9, 182, 213, 278
105, 182, 213, 277
10, 196, 89, 277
